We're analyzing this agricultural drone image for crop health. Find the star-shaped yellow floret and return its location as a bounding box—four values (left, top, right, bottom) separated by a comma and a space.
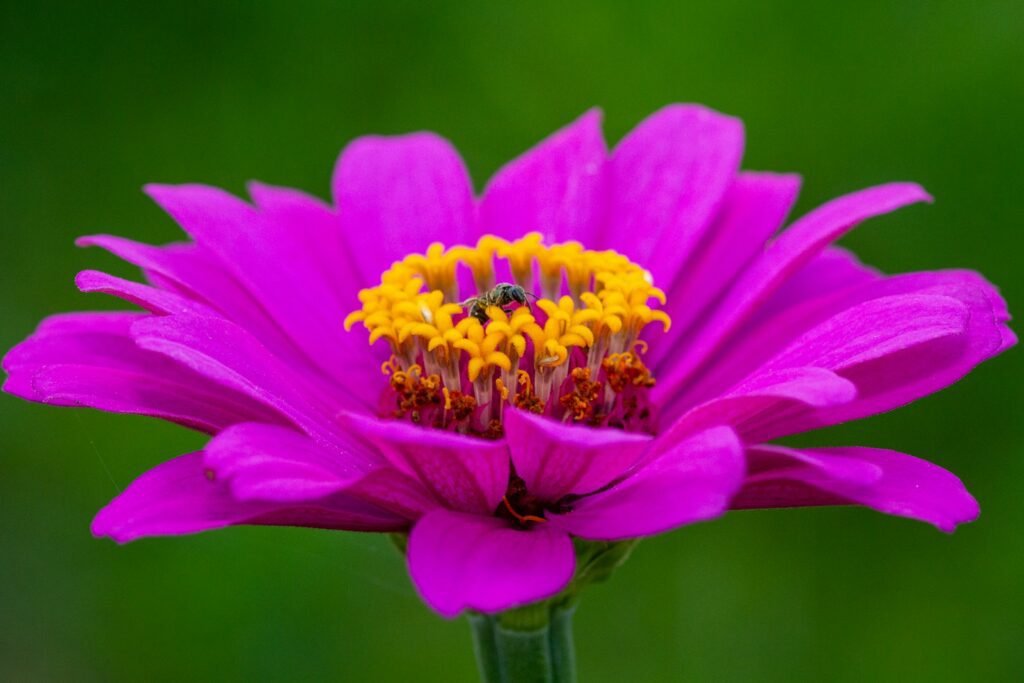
524, 296, 597, 368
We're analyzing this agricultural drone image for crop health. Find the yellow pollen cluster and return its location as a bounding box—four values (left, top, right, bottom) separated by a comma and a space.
345, 232, 671, 435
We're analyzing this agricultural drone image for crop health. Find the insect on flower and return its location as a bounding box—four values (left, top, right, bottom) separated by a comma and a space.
461, 283, 535, 323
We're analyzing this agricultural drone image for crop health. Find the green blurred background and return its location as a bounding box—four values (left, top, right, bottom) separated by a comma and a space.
2, 1, 1022, 680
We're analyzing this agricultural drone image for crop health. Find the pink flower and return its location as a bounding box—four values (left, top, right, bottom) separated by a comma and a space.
3, 106, 1013, 618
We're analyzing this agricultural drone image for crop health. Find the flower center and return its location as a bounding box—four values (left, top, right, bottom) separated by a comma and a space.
344, 232, 671, 439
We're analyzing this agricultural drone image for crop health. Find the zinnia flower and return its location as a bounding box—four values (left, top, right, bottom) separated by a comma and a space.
3, 105, 1013, 618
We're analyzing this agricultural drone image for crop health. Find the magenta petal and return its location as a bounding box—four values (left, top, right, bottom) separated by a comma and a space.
130, 313, 347, 438
752, 246, 881, 323
75, 269, 219, 317
734, 445, 980, 532
667, 367, 857, 443
504, 408, 651, 501
93, 452, 270, 542
77, 235, 303, 359
92, 452, 405, 544
204, 421, 436, 519
407, 509, 575, 617
681, 293, 970, 434
674, 268, 1011, 420
666, 293, 969, 427
760, 293, 968, 371
606, 104, 744, 285
332, 132, 476, 285
479, 109, 607, 244
339, 412, 509, 515
204, 423, 375, 503
3, 313, 280, 433
143, 184, 379, 403
246, 182, 362, 305
550, 426, 745, 541
660, 182, 932, 397
650, 171, 801, 371
813, 273, 1014, 425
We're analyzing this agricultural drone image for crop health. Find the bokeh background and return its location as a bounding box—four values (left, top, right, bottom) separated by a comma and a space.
2, 1, 1022, 681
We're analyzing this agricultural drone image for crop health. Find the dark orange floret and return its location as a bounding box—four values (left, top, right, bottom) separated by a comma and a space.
602, 351, 656, 393
445, 390, 478, 421
484, 419, 504, 440
512, 369, 545, 414
389, 366, 443, 422
560, 367, 603, 423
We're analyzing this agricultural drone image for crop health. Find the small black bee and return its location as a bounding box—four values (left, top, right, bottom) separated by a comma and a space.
461, 283, 534, 323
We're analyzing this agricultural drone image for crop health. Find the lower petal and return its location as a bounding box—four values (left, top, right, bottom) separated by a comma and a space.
504, 408, 652, 502
204, 422, 378, 503
339, 412, 509, 516
733, 445, 979, 533
550, 426, 744, 541
407, 509, 575, 618
204, 421, 437, 519
92, 453, 406, 544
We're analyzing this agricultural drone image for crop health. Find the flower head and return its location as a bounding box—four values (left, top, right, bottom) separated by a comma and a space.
3, 106, 1014, 617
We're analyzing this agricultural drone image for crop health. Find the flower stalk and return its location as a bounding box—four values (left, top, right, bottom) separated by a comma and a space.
469, 604, 576, 683
466, 539, 638, 683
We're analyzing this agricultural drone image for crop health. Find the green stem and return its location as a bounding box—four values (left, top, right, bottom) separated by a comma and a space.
495, 620, 555, 682
548, 604, 577, 683
469, 613, 503, 683
467, 604, 577, 683
464, 539, 636, 682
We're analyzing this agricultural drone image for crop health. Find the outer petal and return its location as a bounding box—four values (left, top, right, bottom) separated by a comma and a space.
658, 182, 932, 398
810, 275, 1014, 426
332, 132, 476, 285
733, 445, 980, 532
667, 367, 857, 443
75, 270, 220, 317
76, 235, 296, 355
605, 104, 744, 285
130, 313, 348, 440
680, 266, 1013, 433
662, 294, 969, 428
407, 509, 575, 618
649, 171, 800, 371
205, 423, 376, 502
247, 181, 363, 305
674, 269, 1012, 417
338, 412, 509, 516
759, 293, 968, 371
504, 408, 651, 501
3, 313, 280, 433
479, 109, 607, 243
749, 246, 881, 323
92, 453, 406, 544
143, 184, 379, 405
549, 426, 745, 541
204, 422, 436, 519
